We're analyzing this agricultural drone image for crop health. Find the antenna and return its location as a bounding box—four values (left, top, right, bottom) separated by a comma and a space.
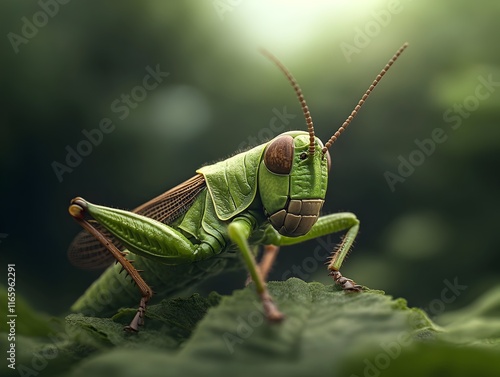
260, 48, 316, 155
322, 42, 409, 154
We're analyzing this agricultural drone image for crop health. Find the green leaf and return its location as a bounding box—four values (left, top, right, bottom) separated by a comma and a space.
5, 280, 500, 377
65, 292, 221, 350
341, 285, 500, 377
67, 279, 437, 377
436, 286, 500, 350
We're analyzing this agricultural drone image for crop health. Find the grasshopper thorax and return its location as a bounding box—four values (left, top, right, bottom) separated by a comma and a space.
259, 131, 330, 237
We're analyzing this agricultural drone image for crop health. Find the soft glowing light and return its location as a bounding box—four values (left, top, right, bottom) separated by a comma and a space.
230, 0, 385, 54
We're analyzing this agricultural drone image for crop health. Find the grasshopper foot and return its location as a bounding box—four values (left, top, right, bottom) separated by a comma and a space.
124, 297, 148, 332
329, 270, 363, 292
261, 292, 285, 322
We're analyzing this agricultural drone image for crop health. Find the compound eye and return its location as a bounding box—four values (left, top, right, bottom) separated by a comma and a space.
324, 149, 332, 171
264, 135, 294, 175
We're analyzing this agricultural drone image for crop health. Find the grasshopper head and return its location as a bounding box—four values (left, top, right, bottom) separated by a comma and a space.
259, 43, 408, 237
259, 131, 330, 237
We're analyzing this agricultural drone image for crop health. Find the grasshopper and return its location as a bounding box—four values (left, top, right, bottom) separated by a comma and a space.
68, 43, 408, 331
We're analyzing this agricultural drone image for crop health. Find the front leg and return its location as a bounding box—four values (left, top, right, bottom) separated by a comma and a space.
327, 222, 363, 292
228, 218, 284, 322
270, 212, 363, 292
245, 244, 280, 286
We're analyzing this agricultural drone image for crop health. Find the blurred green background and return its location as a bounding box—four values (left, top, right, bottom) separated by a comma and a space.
0, 0, 499, 319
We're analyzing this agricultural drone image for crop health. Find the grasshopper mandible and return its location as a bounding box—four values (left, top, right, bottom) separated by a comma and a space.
68, 43, 408, 331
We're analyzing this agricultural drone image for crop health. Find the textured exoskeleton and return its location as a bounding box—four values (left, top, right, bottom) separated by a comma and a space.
69, 43, 408, 331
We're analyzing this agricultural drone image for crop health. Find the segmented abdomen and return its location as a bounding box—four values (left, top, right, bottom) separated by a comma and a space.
71, 251, 240, 316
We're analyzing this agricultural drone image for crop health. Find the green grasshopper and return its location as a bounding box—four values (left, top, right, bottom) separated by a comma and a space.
68, 43, 408, 331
